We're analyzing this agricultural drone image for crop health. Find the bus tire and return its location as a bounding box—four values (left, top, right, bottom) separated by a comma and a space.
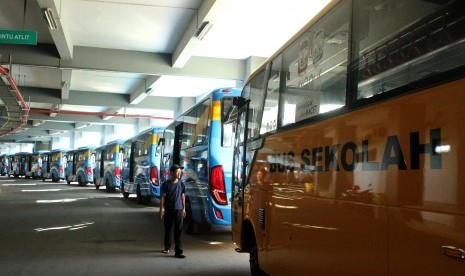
250, 235, 264, 276
95, 184, 100, 190
122, 186, 129, 198
136, 185, 142, 204
184, 200, 194, 234
78, 176, 84, 186
105, 179, 110, 193
52, 175, 58, 182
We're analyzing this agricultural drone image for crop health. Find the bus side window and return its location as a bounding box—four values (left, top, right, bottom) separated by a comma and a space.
222, 123, 234, 148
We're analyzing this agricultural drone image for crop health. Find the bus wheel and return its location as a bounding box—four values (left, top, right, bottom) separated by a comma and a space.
52, 175, 58, 182
95, 184, 100, 190
122, 186, 129, 198
184, 200, 194, 234
136, 185, 142, 204
105, 179, 110, 193
250, 235, 263, 276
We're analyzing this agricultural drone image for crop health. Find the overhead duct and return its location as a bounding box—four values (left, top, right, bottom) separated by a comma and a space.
0, 61, 30, 137
28, 108, 173, 121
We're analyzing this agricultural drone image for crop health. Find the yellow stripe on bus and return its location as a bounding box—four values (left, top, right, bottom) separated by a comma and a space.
152, 133, 158, 145
212, 101, 221, 121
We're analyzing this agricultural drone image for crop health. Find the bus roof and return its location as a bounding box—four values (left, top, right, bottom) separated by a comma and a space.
96, 139, 126, 150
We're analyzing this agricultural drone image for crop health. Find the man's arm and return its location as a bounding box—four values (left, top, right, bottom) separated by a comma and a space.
181, 193, 186, 218
159, 195, 165, 219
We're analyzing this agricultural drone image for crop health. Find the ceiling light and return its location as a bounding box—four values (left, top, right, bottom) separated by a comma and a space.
42, 8, 58, 30
196, 21, 213, 41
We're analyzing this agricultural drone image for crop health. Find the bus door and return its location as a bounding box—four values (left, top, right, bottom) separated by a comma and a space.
230, 99, 250, 247
173, 123, 182, 166
129, 141, 135, 182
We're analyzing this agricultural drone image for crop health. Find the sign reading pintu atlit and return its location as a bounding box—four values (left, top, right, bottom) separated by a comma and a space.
0, 29, 37, 45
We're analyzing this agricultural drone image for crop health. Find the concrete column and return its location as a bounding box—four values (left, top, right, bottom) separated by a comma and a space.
176, 97, 196, 119
244, 56, 267, 80
103, 125, 116, 145
70, 132, 75, 149
100, 126, 105, 146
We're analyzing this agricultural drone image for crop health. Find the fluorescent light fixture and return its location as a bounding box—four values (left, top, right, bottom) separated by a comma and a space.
42, 8, 58, 30
196, 21, 213, 41
75, 123, 92, 129
32, 120, 44, 126
48, 130, 65, 135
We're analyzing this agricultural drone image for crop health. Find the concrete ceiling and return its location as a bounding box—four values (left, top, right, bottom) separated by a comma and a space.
0, 0, 330, 143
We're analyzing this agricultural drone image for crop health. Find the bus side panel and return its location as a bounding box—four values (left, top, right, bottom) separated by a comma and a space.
249, 79, 465, 275
389, 208, 465, 275
386, 80, 465, 275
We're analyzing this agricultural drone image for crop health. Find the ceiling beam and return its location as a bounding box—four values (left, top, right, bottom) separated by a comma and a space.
129, 75, 160, 105
61, 69, 72, 100
101, 107, 123, 121
37, 0, 73, 60
20, 87, 179, 110
0, 45, 245, 80
172, 0, 221, 68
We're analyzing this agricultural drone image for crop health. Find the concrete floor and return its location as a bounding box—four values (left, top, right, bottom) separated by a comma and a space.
0, 176, 250, 276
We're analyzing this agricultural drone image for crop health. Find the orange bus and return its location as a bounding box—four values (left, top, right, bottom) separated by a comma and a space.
222, 0, 465, 275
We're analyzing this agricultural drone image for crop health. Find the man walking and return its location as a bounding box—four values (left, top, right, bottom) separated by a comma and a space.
159, 164, 186, 258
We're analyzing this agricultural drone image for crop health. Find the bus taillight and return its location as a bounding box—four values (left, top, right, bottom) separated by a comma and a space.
59, 166, 63, 174
115, 166, 121, 180
87, 166, 92, 177
210, 165, 227, 205
150, 166, 159, 186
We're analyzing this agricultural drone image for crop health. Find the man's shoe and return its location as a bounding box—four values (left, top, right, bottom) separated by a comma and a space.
175, 253, 186, 258
162, 249, 169, 254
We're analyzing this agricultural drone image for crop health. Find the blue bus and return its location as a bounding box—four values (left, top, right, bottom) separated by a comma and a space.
121, 127, 162, 205
159, 87, 241, 233
0, 154, 9, 176
26, 150, 49, 179
66, 146, 96, 186
95, 140, 125, 192
9, 152, 31, 178
39, 151, 51, 181
42, 149, 68, 182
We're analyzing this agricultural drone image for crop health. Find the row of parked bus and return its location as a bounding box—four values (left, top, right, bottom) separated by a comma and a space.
0, 87, 241, 233
0, 147, 96, 184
